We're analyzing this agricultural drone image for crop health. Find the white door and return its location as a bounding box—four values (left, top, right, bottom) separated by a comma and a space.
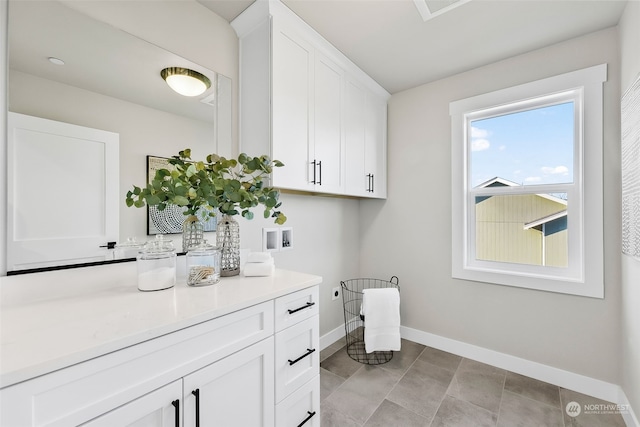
313, 52, 344, 194
81, 380, 182, 427
7, 112, 119, 271
183, 338, 275, 427
271, 21, 314, 192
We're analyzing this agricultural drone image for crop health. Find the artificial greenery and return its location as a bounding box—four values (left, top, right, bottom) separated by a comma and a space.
126, 149, 287, 225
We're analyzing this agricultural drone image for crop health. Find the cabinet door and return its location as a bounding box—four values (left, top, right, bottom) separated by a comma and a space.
344, 76, 368, 197
313, 52, 344, 194
81, 380, 181, 427
364, 92, 387, 198
183, 338, 275, 427
271, 21, 314, 192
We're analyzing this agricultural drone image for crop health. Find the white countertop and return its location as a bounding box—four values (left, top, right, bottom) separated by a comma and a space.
0, 263, 322, 388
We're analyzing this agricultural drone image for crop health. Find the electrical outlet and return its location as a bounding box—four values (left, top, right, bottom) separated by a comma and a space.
331, 286, 340, 301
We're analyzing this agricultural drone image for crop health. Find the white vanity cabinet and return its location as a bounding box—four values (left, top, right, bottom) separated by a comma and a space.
0, 267, 322, 427
274, 287, 320, 427
233, 0, 388, 199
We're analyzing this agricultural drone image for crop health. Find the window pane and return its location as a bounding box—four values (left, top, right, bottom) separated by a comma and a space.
475, 193, 568, 267
470, 102, 574, 188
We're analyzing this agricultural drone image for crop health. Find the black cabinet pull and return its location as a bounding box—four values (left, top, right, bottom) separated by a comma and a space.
192, 389, 200, 427
366, 174, 372, 192
371, 173, 374, 192
317, 160, 322, 186
297, 411, 317, 427
288, 348, 316, 366
311, 160, 317, 184
171, 399, 180, 427
287, 301, 315, 315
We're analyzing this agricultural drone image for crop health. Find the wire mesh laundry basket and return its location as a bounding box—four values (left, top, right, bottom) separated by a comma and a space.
341, 276, 400, 365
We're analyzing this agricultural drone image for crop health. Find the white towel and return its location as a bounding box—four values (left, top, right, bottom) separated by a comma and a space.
362, 288, 401, 353
247, 252, 273, 263
243, 262, 275, 277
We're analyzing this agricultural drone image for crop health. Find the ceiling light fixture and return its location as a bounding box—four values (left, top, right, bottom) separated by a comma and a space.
160, 67, 211, 97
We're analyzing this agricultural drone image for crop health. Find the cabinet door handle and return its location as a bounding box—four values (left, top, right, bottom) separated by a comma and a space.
310, 160, 317, 184
288, 348, 316, 365
370, 173, 374, 192
366, 174, 372, 192
171, 399, 180, 427
317, 160, 322, 186
191, 389, 200, 427
297, 411, 317, 427
287, 301, 315, 315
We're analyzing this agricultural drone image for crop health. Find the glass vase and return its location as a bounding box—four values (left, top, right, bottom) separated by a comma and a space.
182, 215, 204, 252
216, 214, 240, 276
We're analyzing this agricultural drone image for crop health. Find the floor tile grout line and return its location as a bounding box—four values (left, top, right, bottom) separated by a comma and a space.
494, 366, 508, 427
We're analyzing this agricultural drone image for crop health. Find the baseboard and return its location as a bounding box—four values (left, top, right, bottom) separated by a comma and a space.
320, 323, 346, 350
618, 388, 640, 427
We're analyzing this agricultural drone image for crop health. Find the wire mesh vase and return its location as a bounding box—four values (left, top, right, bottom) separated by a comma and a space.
216, 214, 240, 276
182, 215, 204, 252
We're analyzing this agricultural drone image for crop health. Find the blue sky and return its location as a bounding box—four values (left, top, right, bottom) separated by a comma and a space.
470, 102, 574, 188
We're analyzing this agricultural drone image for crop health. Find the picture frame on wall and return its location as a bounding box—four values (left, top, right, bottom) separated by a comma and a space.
621, 73, 640, 260
146, 155, 217, 235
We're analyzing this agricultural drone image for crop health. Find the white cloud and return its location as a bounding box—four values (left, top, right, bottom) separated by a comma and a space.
525, 176, 542, 183
471, 138, 490, 151
541, 165, 569, 175
471, 127, 489, 138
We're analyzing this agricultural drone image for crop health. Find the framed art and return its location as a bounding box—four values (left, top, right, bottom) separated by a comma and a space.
146, 155, 217, 235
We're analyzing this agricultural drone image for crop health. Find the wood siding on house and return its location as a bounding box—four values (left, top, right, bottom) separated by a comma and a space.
475, 194, 568, 266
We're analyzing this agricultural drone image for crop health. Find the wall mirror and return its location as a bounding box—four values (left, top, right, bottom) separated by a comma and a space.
6, 0, 233, 273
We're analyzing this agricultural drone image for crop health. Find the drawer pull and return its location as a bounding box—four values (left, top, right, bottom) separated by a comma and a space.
288, 348, 316, 365
297, 411, 317, 427
171, 399, 180, 427
288, 301, 315, 315
192, 389, 200, 427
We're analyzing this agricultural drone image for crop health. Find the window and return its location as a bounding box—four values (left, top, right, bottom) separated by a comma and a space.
450, 64, 606, 298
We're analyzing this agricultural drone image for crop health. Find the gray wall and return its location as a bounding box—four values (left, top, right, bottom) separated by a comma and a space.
619, 0, 640, 416
361, 27, 622, 384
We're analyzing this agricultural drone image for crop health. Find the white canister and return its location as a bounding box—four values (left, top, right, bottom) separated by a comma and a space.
137, 235, 176, 291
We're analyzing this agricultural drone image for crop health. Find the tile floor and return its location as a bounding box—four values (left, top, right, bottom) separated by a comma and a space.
319, 338, 627, 427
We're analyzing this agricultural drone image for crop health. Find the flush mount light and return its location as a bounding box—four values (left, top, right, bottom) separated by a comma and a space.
160, 67, 211, 97
48, 57, 65, 66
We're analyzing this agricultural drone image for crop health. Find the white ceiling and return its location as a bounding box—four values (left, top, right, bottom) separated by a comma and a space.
199, 0, 628, 94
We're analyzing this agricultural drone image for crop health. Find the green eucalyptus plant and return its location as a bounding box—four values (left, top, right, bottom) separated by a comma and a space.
126, 149, 287, 225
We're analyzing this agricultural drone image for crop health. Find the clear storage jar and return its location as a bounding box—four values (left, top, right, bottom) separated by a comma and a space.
137, 235, 176, 291
186, 241, 221, 286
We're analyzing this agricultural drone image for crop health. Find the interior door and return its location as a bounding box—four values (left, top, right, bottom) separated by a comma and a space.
7, 112, 119, 271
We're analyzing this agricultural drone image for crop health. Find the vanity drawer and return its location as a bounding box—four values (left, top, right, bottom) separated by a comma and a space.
275, 375, 320, 427
274, 286, 319, 332
0, 301, 274, 427
274, 314, 319, 403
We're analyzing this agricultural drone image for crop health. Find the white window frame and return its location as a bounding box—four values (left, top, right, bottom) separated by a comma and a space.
450, 64, 607, 298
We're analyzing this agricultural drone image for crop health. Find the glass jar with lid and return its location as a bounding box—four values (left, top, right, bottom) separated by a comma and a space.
137, 235, 176, 291
186, 241, 221, 286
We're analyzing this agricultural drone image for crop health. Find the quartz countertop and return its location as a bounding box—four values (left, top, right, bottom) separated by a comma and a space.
0, 263, 322, 388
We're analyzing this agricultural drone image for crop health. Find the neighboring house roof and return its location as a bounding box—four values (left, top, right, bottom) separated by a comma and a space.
475, 176, 568, 206
523, 210, 568, 230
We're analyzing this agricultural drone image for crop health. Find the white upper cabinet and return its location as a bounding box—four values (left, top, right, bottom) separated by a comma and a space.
232, 0, 388, 198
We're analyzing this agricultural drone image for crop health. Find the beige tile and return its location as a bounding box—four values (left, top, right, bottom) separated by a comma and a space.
447, 358, 506, 413
323, 365, 399, 424
321, 367, 345, 402
498, 390, 564, 427
504, 372, 561, 408
378, 338, 426, 380
386, 356, 455, 419
321, 400, 362, 427
559, 388, 627, 427
417, 345, 463, 372
364, 399, 430, 427
431, 395, 498, 427
320, 345, 365, 379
